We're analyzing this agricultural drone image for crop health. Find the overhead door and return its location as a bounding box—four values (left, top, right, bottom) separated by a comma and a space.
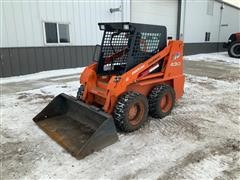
131, 0, 178, 39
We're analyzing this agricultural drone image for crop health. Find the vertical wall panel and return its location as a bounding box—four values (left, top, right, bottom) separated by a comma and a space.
49, 47, 57, 69
1, 49, 11, 77
0, 49, 3, 77
75, 47, 82, 67
3, 2, 19, 47
56, 47, 65, 69
63, 47, 71, 68
0, 62, 3, 77
67, 47, 73, 68
89, 46, 94, 64
123, 0, 131, 22
81, 46, 89, 66
67, 47, 73, 67
78, 46, 85, 66
22, 3, 35, 46
28, 48, 37, 73
9, 49, 21, 76
0, 49, 4, 77
34, 47, 45, 72
42, 48, 52, 70
71, 3, 77, 45
18, 48, 29, 75
70, 47, 77, 68
66, 2, 75, 45
2, 3, 9, 47
86, 46, 93, 65
29, 1, 42, 45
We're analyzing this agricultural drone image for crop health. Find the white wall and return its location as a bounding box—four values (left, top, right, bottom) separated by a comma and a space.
130, 0, 178, 39
2, 0, 239, 48
220, 3, 240, 42
181, 0, 240, 43
1, 0, 130, 48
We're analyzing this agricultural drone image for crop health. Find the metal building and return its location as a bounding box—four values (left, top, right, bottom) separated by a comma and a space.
181, 0, 240, 54
1, 0, 239, 77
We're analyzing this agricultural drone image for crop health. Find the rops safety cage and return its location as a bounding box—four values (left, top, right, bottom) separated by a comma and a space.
96, 22, 167, 75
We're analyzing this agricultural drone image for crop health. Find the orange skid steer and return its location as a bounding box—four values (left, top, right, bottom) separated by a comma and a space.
33, 22, 185, 159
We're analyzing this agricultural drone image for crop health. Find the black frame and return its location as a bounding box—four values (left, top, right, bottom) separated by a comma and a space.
96, 22, 167, 75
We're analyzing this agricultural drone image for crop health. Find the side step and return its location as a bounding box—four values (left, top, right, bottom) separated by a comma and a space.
33, 94, 118, 159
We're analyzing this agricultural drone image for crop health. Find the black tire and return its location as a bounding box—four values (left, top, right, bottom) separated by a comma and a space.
149, 84, 175, 118
228, 41, 240, 58
76, 85, 84, 100
113, 92, 148, 132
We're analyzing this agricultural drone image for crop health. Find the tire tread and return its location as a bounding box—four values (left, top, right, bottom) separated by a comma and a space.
113, 91, 148, 132
149, 84, 175, 118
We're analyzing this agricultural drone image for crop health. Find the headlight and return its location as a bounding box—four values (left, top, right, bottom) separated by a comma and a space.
99, 24, 105, 30
123, 24, 129, 30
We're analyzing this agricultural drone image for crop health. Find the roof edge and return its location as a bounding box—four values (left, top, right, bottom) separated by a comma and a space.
215, 0, 240, 10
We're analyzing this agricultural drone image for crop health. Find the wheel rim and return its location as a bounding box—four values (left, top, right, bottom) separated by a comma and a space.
233, 44, 240, 55
128, 102, 145, 126
231, 43, 240, 57
160, 92, 172, 113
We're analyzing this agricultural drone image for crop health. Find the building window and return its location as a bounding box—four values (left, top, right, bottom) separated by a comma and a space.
205, 32, 211, 41
59, 24, 70, 43
207, 0, 214, 16
45, 23, 58, 43
44, 22, 70, 44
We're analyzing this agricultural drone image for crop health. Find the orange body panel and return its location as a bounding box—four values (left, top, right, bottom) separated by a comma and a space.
80, 40, 185, 114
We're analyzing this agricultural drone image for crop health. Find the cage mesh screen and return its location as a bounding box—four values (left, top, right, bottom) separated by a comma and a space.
98, 30, 163, 75
101, 31, 130, 64
132, 32, 162, 63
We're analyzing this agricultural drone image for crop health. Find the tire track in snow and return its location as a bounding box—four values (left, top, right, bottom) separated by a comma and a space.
158, 139, 240, 180
148, 116, 203, 141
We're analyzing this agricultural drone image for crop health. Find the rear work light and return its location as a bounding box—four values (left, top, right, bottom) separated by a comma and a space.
123, 24, 129, 30
99, 24, 105, 30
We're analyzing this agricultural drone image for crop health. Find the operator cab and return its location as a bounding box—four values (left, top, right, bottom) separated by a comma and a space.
96, 22, 167, 75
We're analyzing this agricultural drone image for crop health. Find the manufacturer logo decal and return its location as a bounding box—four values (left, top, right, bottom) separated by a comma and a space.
173, 52, 181, 60
132, 65, 145, 75
170, 62, 181, 67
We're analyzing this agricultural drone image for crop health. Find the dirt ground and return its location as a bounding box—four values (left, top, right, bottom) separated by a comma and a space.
1, 59, 240, 179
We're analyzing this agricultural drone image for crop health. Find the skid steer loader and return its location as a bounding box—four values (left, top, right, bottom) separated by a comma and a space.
34, 22, 185, 159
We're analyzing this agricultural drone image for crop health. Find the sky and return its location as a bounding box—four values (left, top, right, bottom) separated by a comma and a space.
223, 0, 240, 8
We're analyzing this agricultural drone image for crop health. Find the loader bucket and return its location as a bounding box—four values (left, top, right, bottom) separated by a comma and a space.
33, 93, 118, 159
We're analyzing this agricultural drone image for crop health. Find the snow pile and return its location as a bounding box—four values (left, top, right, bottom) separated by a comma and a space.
184, 52, 239, 64
0, 67, 85, 84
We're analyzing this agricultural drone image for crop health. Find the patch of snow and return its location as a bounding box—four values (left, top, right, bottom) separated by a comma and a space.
50, 75, 80, 81
184, 52, 239, 64
2, 74, 240, 179
174, 153, 237, 180
22, 81, 79, 97
0, 67, 85, 84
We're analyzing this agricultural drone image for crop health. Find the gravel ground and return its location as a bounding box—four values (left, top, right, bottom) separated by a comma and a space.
1, 53, 240, 179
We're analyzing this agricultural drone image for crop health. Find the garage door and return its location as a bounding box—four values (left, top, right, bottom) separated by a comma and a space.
131, 0, 178, 39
